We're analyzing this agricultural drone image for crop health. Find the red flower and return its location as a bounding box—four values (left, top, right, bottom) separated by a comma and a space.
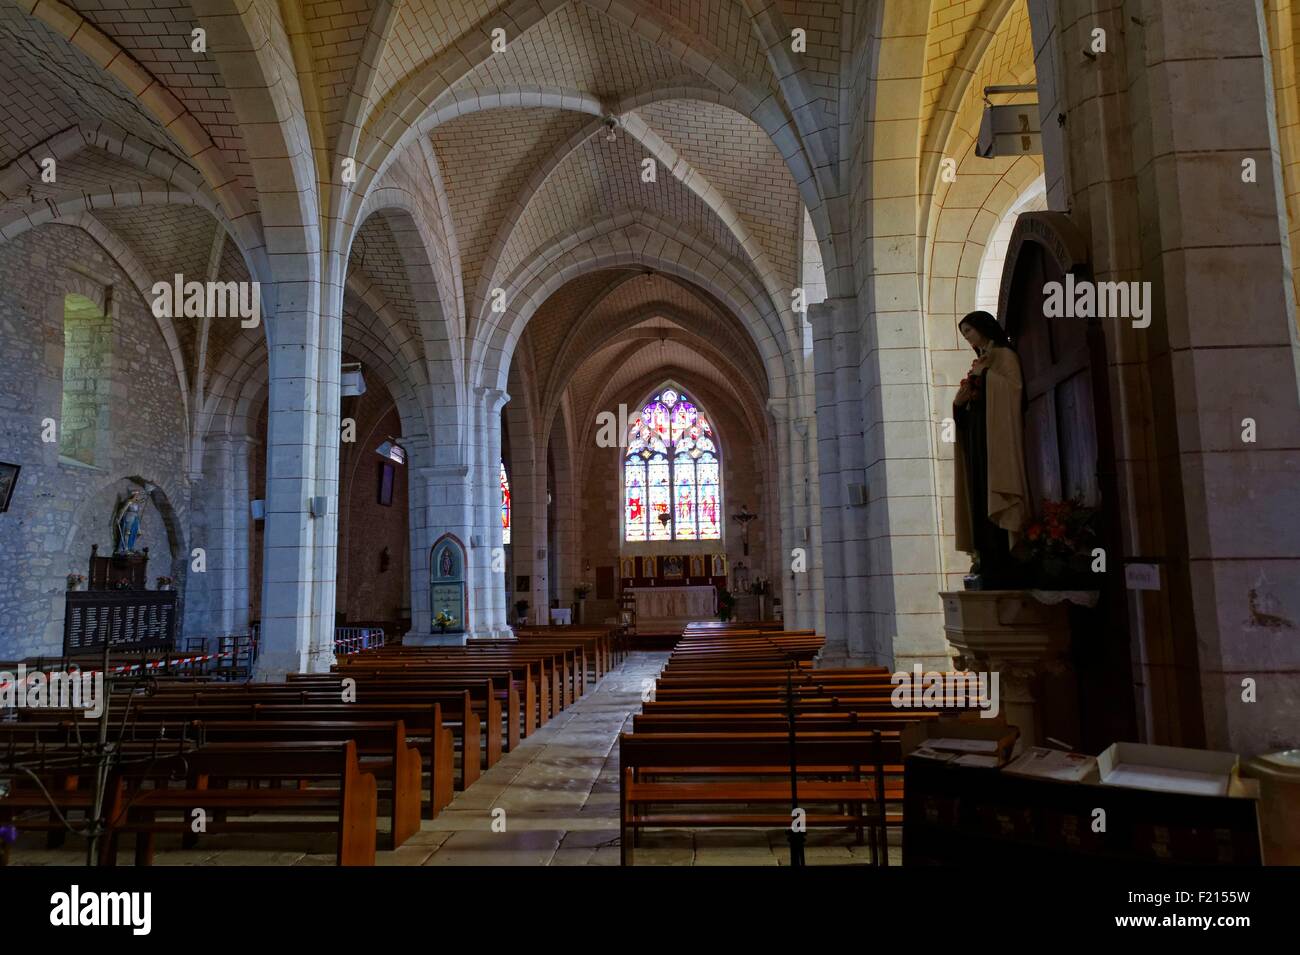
1027, 524, 1042, 541
1049, 525, 1065, 540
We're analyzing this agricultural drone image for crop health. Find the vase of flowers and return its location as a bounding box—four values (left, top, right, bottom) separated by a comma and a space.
1014, 498, 1101, 590
434, 610, 457, 633
66, 574, 85, 592
155, 576, 174, 591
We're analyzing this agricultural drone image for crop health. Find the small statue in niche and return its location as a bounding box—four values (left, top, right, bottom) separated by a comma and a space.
113, 486, 153, 556
952, 311, 1030, 589
439, 546, 453, 578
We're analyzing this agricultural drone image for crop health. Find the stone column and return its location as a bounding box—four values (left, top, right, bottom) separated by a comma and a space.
470, 387, 511, 637
308, 256, 344, 670
402, 434, 435, 639
411, 463, 474, 638
231, 435, 253, 633
766, 397, 798, 627
811, 297, 872, 665
1129, 0, 1300, 753
256, 275, 332, 678
515, 437, 550, 626
184, 430, 233, 639
799, 411, 827, 636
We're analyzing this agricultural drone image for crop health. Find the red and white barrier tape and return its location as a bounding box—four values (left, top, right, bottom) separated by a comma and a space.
0, 651, 236, 692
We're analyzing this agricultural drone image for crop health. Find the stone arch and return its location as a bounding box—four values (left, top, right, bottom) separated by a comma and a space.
16, 2, 257, 237
351, 200, 466, 460
62, 472, 190, 590
543, 306, 768, 430
474, 212, 798, 404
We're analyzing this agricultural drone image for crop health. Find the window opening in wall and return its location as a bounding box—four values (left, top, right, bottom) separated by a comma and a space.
60, 292, 111, 468
623, 388, 722, 542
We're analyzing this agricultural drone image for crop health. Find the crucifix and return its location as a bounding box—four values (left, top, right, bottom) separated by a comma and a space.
731, 503, 757, 556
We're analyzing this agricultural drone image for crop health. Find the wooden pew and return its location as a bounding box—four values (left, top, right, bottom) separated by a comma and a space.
618, 731, 898, 865
183, 719, 424, 846
130, 691, 487, 790
108, 739, 378, 866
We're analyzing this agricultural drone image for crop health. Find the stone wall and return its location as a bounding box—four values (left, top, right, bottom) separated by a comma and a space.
0, 224, 190, 657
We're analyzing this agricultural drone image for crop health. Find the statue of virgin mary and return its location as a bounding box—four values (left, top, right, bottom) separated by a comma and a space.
113, 486, 153, 556
952, 311, 1031, 588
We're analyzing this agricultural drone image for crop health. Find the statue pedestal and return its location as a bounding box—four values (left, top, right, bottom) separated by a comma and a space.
940, 590, 1083, 748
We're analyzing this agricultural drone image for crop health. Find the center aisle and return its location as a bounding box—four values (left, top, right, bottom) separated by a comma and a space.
386, 650, 895, 866
388, 651, 667, 866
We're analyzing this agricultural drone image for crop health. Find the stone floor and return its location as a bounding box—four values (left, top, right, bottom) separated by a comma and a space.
8, 652, 899, 866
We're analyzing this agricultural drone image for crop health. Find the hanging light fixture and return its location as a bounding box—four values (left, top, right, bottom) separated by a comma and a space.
341, 361, 366, 397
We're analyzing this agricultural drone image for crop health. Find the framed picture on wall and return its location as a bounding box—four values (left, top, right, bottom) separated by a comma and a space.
0, 462, 18, 513
377, 461, 395, 507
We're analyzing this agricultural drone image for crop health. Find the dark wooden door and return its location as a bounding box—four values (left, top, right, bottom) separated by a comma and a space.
1000, 213, 1135, 751
1005, 243, 1099, 510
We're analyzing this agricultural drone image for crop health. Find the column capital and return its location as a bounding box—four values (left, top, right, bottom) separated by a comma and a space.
807, 296, 857, 338
475, 386, 511, 412
766, 396, 793, 422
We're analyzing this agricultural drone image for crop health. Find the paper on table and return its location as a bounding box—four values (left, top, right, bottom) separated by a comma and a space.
1004, 747, 1096, 782
1100, 764, 1229, 797
910, 745, 957, 763
954, 753, 1001, 768
927, 737, 999, 754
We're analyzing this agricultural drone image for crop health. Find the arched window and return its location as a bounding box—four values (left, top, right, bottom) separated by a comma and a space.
60, 292, 111, 467
500, 461, 511, 545
623, 388, 721, 542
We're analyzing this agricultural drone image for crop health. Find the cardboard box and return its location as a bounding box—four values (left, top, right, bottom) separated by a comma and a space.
1096, 742, 1257, 798
902, 718, 1019, 767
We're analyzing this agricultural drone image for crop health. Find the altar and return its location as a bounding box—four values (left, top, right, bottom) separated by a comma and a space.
628, 585, 717, 632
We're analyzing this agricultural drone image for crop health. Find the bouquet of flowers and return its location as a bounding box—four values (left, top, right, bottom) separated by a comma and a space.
155, 576, 174, 590
1015, 498, 1101, 588
66, 574, 85, 591
434, 610, 457, 632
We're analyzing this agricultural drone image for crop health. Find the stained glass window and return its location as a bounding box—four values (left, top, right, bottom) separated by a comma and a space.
623, 389, 722, 542
500, 461, 511, 545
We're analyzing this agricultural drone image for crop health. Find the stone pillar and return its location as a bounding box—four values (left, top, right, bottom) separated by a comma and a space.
1129, 0, 1300, 754
230, 435, 253, 632
767, 398, 798, 626
549, 429, 577, 611
255, 269, 339, 678
470, 387, 511, 637
410, 463, 474, 637
402, 434, 435, 639
184, 431, 234, 639
1026, 0, 1071, 211
811, 297, 872, 665
800, 411, 827, 636
515, 440, 550, 626
768, 396, 823, 633
310, 257, 344, 668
